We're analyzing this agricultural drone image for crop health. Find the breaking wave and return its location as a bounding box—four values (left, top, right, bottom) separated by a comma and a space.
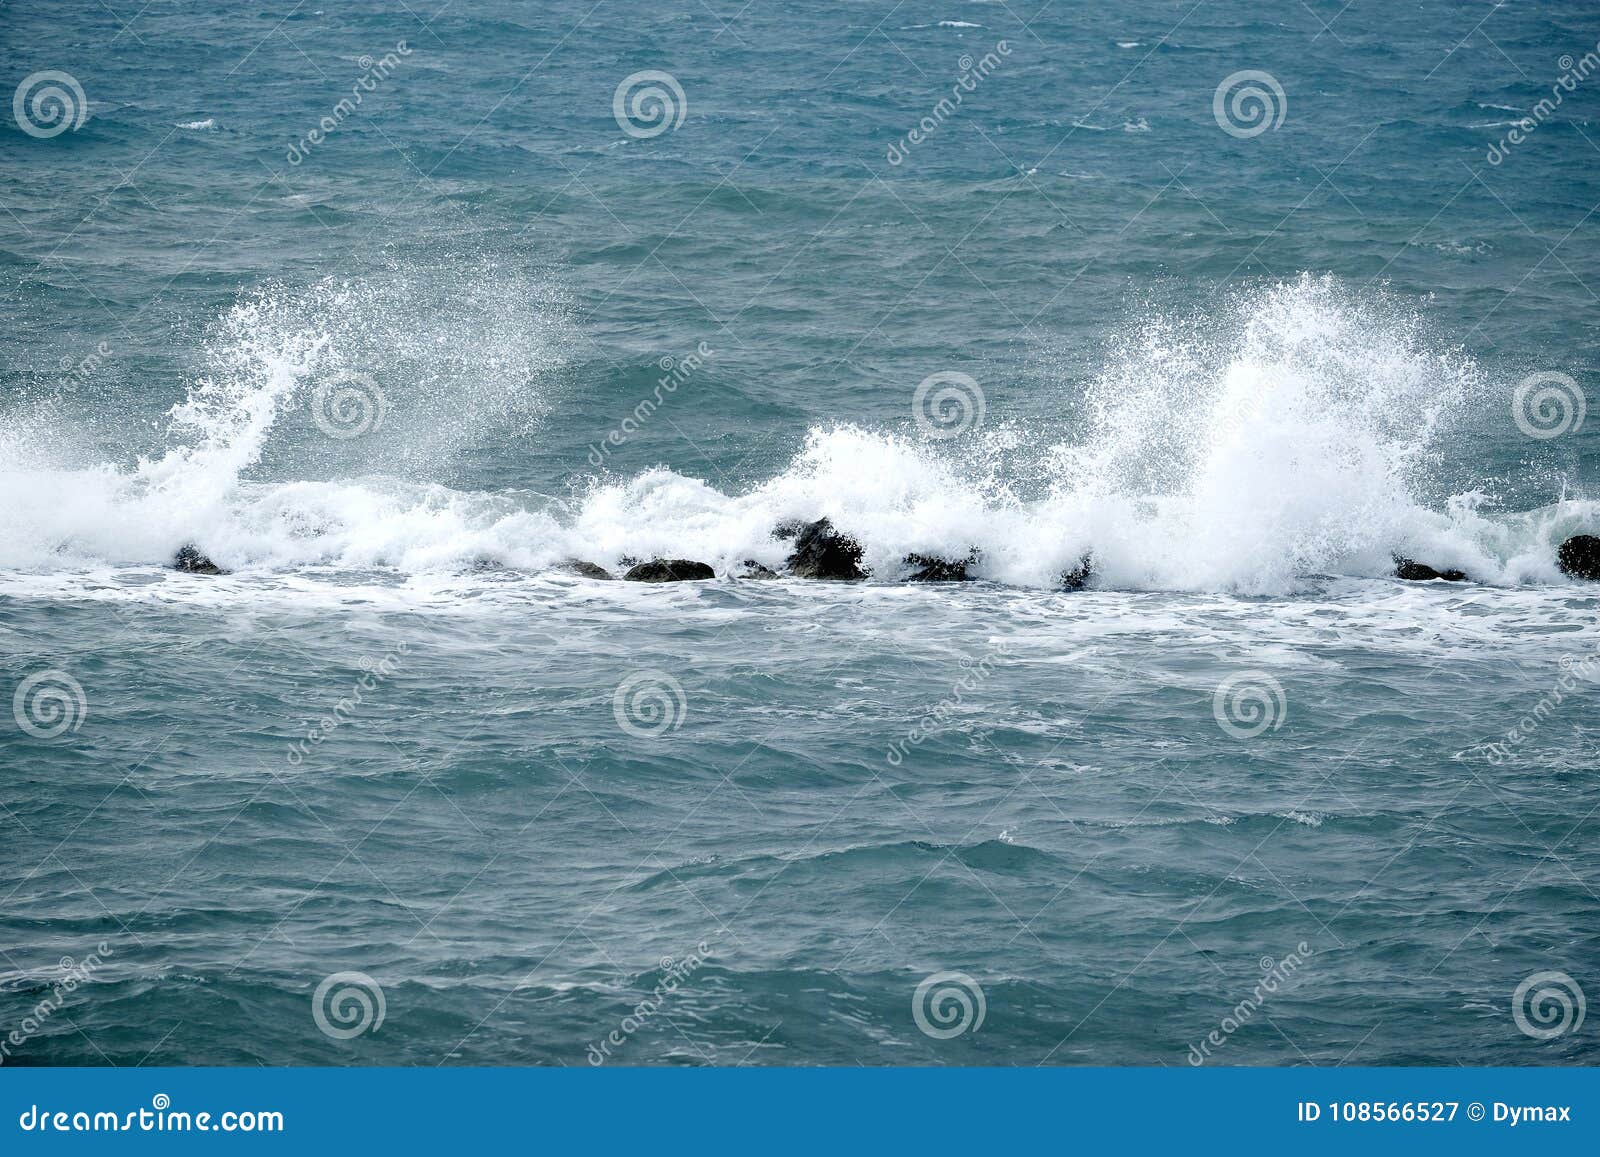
0, 274, 1591, 591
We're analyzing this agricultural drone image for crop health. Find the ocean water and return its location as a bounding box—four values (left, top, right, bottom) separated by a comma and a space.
2, 0, 1598, 1066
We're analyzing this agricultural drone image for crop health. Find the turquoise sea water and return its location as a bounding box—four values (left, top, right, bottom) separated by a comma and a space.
2, 1, 1598, 1065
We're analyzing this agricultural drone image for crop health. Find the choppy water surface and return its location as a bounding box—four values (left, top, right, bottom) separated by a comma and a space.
2, 1, 1598, 1065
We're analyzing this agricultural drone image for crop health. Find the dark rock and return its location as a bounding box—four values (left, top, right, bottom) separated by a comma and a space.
783, 518, 866, 580
772, 519, 808, 541
904, 552, 976, 582
737, 560, 780, 579
623, 559, 716, 582
561, 559, 616, 580
1557, 534, 1600, 580
1394, 557, 1467, 582
173, 544, 226, 575
1059, 555, 1092, 591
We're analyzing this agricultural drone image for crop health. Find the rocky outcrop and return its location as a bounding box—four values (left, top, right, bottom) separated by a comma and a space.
783, 518, 866, 580
1059, 555, 1092, 591
1394, 557, 1467, 582
903, 552, 976, 582
623, 559, 715, 582
737, 560, 780, 579
1557, 534, 1600, 580
173, 544, 226, 575
561, 559, 616, 580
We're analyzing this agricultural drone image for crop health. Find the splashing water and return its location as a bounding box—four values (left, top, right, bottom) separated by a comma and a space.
0, 274, 1590, 587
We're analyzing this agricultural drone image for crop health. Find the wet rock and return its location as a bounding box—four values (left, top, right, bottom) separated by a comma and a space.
1059, 555, 1092, 591
737, 560, 780, 579
783, 518, 866, 580
772, 519, 808, 541
173, 544, 226, 575
904, 552, 976, 582
1557, 534, 1600, 580
561, 559, 616, 580
1394, 557, 1467, 582
623, 559, 716, 582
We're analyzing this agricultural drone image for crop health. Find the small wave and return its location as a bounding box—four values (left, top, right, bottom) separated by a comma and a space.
177, 117, 216, 131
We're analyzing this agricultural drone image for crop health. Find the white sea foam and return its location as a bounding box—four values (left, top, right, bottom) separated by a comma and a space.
0, 274, 1591, 591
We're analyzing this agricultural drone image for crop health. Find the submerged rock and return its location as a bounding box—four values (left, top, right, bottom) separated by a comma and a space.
173, 544, 226, 575
1394, 557, 1467, 582
737, 560, 780, 579
623, 559, 715, 582
783, 518, 866, 580
561, 559, 616, 580
1059, 555, 1092, 591
1557, 534, 1600, 580
904, 552, 976, 582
